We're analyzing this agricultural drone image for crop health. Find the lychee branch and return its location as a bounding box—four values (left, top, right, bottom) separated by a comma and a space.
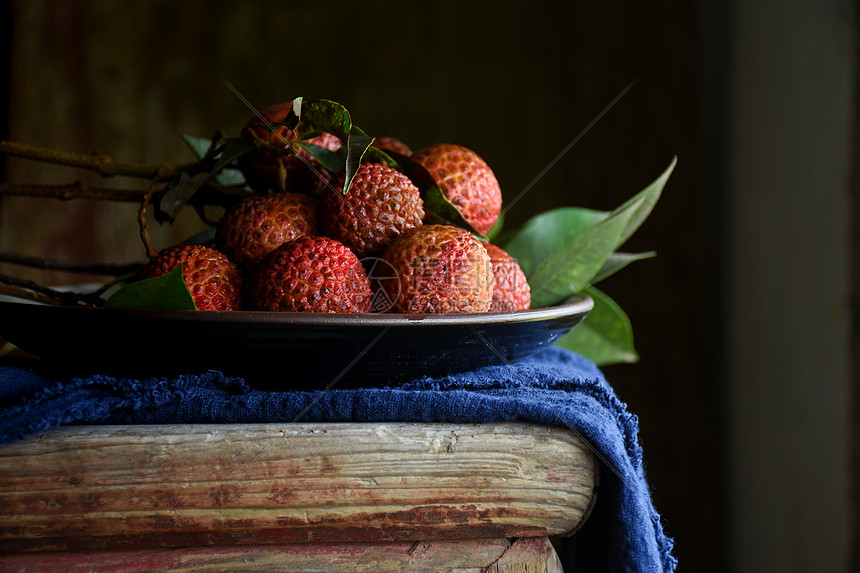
138, 176, 160, 260
0, 251, 142, 276
0, 140, 193, 179
0, 274, 105, 307
0, 181, 148, 202
0, 181, 249, 205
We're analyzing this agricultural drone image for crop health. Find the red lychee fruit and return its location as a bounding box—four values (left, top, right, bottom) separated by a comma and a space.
410, 143, 502, 235
379, 224, 493, 314
372, 136, 412, 156
237, 101, 343, 196
216, 192, 319, 269
322, 163, 424, 257
248, 236, 372, 313
484, 242, 531, 312
138, 244, 244, 311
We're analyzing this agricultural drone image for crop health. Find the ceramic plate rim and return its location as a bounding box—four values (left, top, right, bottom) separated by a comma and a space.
0, 293, 593, 327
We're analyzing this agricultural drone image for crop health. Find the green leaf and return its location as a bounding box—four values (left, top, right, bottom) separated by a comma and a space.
422, 186, 488, 239
282, 96, 303, 130
214, 168, 247, 186
296, 141, 346, 173
615, 156, 677, 248
180, 133, 248, 186
485, 212, 505, 242
160, 136, 255, 222
292, 99, 387, 194
501, 157, 675, 279
342, 127, 375, 194
359, 135, 401, 168
180, 133, 214, 159
590, 251, 656, 286
501, 207, 609, 276
555, 286, 638, 365
296, 99, 352, 141
157, 172, 210, 223
215, 137, 257, 173
104, 264, 196, 311
182, 228, 217, 247
528, 194, 646, 308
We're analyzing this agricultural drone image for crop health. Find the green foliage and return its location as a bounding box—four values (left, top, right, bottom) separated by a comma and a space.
179, 134, 247, 186
485, 212, 505, 242
295, 141, 345, 173
294, 99, 387, 194
104, 264, 196, 311
502, 207, 608, 274
591, 251, 656, 285
554, 286, 639, 364
526, 196, 644, 309
501, 157, 676, 365
157, 134, 254, 223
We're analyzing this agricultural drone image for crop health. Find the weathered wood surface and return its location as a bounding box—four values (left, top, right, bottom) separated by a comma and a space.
0, 422, 596, 553
0, 537, 563, 573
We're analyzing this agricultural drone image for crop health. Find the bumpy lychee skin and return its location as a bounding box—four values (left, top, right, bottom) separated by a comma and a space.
380, 225, 493, 314
248, 236, 372, 313
372, 136, 412, 156
237, 101, 343, 196
411, 143, 502, 235
216, 192, 319, 269
138, 244, 244, 311
322, 163, 424, 257
484, 243, 531, 312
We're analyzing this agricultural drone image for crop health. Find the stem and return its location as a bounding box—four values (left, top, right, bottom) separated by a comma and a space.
0, 283, 61, 305
0, 181, 250, 205
0, 251, 142, 275
138, 177, 160, 259
0, 140, 193, 179
0, 274, 104, 307
0, 181, 146, 202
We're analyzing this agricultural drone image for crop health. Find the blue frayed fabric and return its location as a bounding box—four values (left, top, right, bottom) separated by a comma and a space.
0, 347, 676, 572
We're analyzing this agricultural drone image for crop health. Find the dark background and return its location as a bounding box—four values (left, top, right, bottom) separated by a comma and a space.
1, 1, 856, 571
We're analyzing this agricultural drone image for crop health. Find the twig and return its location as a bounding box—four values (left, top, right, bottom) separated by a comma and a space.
0, 140, 193, 179
0, 274, 104, 307
138, 176, 160, 259
0, 181, 250, 205
0, 251, 142, 276
0, 283, 62, 305
0, 181, 146, 202
199, 131, 225, 162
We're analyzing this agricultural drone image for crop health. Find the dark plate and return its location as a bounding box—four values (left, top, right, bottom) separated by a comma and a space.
0, 294, 592, 389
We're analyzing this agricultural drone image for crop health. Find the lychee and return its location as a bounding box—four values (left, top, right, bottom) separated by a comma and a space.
372, 136, 412, 156
248, 236, 372, 313
138, 244, 244, 311
322, 163, 424, 257
410, 143, 502, 235
237, 101, 343, 196
484, 242, 531, 312
379, 224, 493, 314
216, 192, 319, 269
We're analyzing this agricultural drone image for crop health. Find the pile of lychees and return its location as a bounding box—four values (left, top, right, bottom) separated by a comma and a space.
139, 101, 530, 314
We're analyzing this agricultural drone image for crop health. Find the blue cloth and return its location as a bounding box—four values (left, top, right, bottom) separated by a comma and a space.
0, 347, 675, 572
